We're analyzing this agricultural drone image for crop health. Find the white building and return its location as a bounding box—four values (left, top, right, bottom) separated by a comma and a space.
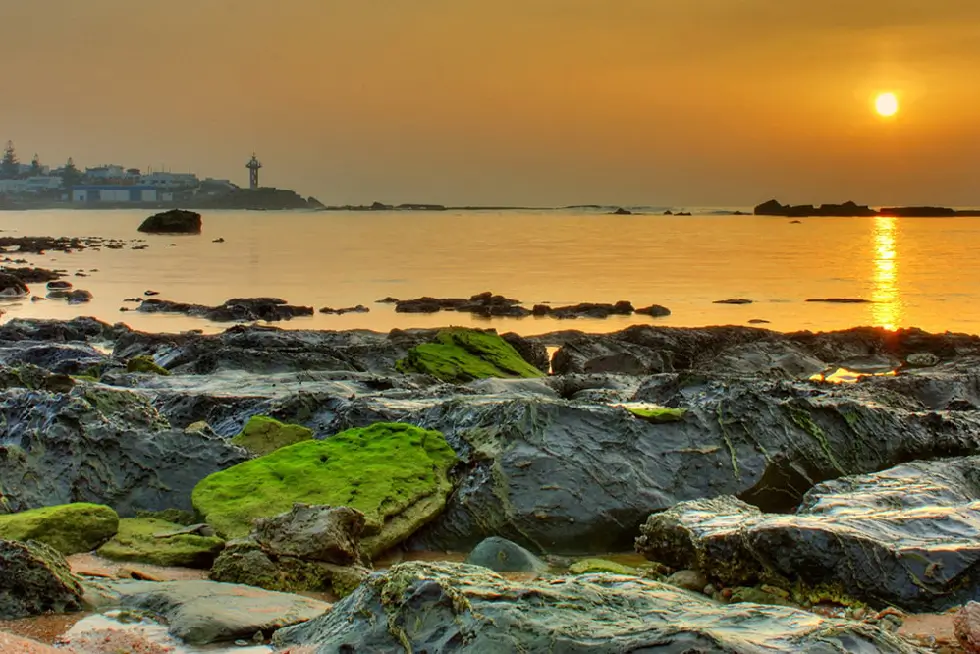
141, 172, 199, 190
85, 165, 127, 181
0, 179, 27, 193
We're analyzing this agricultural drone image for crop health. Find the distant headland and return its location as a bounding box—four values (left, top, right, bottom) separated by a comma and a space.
755, 199, 980, 218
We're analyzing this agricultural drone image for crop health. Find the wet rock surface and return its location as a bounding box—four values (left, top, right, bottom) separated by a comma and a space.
274, 561, 918, 653
465, 536, 549, 573
637, 456, 980, 612
101, 578, 329, 645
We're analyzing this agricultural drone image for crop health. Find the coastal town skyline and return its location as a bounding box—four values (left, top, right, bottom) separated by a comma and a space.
3, 2, 980, 206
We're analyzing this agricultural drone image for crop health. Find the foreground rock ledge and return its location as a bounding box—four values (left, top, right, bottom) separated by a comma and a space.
636, 455, 980, 612
274, 561, 917, 653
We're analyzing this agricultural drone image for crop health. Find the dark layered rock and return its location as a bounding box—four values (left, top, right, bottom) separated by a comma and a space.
252, 504, 365, 565
274, 562, 916, 653
137, 209, 203, 234
636, 456, 980, 612
0, 387, 247, 515
138, 297, 313, 322
395, 292, 527, 317
0, 539, 83, 619
405, 377, 980, 554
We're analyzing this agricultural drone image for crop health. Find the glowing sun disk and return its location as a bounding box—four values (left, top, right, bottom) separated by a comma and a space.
875, 93, 899, 117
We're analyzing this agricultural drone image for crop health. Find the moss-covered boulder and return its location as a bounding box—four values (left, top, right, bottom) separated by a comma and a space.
231, 415, 313, 457
192, 423, 457, 558
396, 328, 545, 383
0, 503, 119, 555
126, 354, 171, 376
97, 518, 225, 569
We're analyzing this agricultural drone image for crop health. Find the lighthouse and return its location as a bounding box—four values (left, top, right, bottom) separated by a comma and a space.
246, 153, 262, 190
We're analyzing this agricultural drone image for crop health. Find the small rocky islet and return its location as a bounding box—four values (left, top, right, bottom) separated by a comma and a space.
0, 318, 978, 650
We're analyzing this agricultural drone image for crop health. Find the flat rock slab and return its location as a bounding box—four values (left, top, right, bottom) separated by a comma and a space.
274, 561, 917, 653
103, 579, 330, 645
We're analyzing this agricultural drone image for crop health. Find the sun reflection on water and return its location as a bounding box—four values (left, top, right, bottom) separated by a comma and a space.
872, 216, 900, 330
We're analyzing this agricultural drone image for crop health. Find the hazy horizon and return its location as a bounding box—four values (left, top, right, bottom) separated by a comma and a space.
5, 1, 980, 206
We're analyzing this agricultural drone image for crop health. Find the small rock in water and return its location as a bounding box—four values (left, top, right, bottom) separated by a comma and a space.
465, 537, 548, 574
213, 238, 225, 243
144, 290, 160, 297
66, 289, 93, 304
748, 319, 771, 324
714, 298, 753, 305
46, 280, 72, 290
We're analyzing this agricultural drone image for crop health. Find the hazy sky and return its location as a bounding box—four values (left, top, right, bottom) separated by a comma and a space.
4, 1, 980, 206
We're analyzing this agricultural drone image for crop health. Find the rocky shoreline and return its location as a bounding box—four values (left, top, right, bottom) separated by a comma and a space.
1, 318, 980, 651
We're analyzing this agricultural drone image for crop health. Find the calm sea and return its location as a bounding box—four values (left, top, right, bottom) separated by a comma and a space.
0, 208, 975, 336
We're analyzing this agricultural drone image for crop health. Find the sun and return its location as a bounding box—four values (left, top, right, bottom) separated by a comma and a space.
875, 92, 899, 117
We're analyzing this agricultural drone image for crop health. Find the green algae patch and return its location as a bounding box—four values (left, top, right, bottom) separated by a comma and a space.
97, 518, 225, 569
231, 415, 314, 457
627, 407, 687, 424
192, 423, 458, 558
126, 354, 171, 376
0, 503, 119, 555
396, 328, 545, 383
569, 558, 637, 575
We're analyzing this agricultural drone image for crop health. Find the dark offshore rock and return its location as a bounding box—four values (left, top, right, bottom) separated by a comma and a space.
137, 209, 202, 234
395, 292, 528, 317
2, 267, 63, 283
636, 456, 980, 612
406, 377, 980, 554
754, 199, 877, 217
636, 303, 672, 317
273, 561, 917, 654
535, 301, 636, 319
0, 387, 247, 514
0, 539, 84, 619
138, 297, 313, 323
465, 536, 549, 573
318, 304, 369, 315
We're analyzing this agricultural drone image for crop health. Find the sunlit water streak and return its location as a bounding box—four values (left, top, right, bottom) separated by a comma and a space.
0, 209, 978, 335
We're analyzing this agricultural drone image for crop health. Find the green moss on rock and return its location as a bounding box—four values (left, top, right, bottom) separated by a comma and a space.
569, 558, 637, 575
396, 328, 545, 383
192, 423, 457, 558
231, 415, 314, 457
0, 503, 119, 555
126, 355, 171, 376
627, 407, 687, 424
97, 518, 224, 569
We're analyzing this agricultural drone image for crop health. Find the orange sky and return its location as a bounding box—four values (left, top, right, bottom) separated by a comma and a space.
3, 1, 980, 206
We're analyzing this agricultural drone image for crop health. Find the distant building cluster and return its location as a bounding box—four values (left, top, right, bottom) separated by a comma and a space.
0, 141, 241, 204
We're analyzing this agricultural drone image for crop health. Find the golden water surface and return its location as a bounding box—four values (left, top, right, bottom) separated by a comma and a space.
0, 209, 975, 336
